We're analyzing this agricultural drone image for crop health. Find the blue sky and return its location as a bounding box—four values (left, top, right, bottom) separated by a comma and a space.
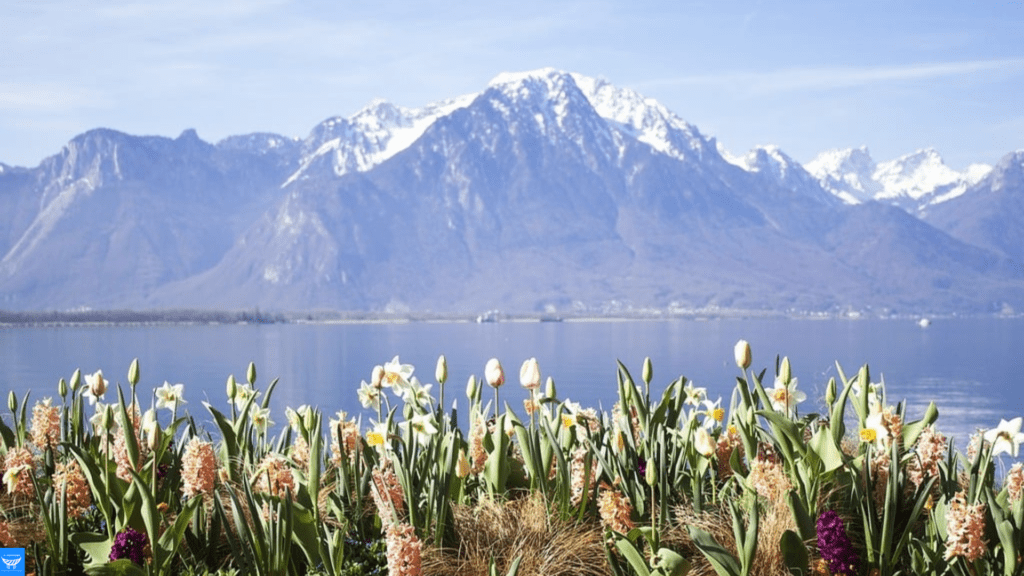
1, 0, 1021, 170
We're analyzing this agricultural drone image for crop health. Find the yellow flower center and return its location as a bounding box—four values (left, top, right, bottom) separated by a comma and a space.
728, 425, 737, 435
712, 408, 725, 422
562, 414, 576, 429
773, 388, 789, 404
385, 372, 400, 384
366, 431, 385, 446
860, 428, 877, 442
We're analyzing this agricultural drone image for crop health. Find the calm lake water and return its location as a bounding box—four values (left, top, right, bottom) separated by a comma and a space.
1, 318, 1021, 450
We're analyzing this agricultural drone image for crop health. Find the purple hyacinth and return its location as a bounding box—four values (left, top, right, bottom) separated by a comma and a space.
817, 510, 859, 576
109, 527, 148, 565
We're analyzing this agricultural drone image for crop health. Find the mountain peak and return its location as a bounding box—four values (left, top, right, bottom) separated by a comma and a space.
487, 68, 569, 88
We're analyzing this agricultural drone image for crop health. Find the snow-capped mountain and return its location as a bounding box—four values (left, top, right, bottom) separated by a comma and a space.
0, 69, 1020, 314
806, 147, 992, 213
282, 94, 475, 186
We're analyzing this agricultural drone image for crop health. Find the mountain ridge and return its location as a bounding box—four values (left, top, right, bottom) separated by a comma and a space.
1, 69, 1021, 315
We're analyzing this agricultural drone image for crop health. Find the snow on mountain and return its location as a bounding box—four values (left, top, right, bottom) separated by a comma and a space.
282, 93, 475, 186
806, 146, 992, 212
570, 72, 718, 163
805, 146, 881, 204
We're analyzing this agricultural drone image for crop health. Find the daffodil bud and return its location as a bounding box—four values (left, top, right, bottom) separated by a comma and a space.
484, 358, 504, 388
466, 375, 479, 401
435, 355, 448, 385
59, 378, 68, 397
734, 340, 751, 370
779, 356, 791, 385
645, 462, 658, 486
226, 374, 237, 400
642, 357, 653, 385
247, 362, 257, 385
7, 391, 16, 412
70, 368, 81, 391
128, 358, 140, 386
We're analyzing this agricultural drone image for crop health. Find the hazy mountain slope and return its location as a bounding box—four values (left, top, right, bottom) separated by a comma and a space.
924, 151, 1024, 265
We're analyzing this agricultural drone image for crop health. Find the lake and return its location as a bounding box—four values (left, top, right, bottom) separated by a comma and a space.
1, 318, 1021, 452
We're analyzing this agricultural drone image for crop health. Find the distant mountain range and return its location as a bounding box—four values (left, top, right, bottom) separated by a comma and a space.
1, 68, 1021, 315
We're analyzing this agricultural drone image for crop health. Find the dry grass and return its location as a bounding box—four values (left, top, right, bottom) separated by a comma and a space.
663, 497, 799, 576
422, 492, 611, 576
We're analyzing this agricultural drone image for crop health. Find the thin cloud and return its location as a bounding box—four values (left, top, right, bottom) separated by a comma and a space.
643, 58, 1024, 95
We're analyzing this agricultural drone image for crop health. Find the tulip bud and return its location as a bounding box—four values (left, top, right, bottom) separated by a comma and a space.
226, 374, 237, 400
143, 411, 160, 451
519, 358, 541, 391
466, 375, 479, 401
544, 376, 557, 400
70, 368, 81, 391
7, 391, 16, 412
734, 340, 752, 370
642, 357, 653, 385
89, 370, 107, 397
645, 462, 658, 486
435, 355, 448, 385
128, 358, 140, 386
779, 356, 791, 385
484, 358, 504, 388
102, 405, 115, 431
825, 378, 837, 406
371, 365, 385, 389
59, 378, 68, 397
247, 362, 257, 385
694, 427, 715, 458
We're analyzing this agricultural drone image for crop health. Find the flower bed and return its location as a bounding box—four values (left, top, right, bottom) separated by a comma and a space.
1, 343, 1021, 576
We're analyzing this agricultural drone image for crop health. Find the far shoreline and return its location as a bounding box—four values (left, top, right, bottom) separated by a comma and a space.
1, 307, 1019, 327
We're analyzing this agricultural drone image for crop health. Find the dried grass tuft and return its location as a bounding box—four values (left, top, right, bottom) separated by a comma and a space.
423, 492, 611, 576
664, 497, 798, 576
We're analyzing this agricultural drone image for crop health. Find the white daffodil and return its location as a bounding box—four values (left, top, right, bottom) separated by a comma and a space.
683, 382, 707, 407
89, 402, 107, 430
695, 398, 725, 430
3, 465, 30, 493
861, 410, 891, 449
382, 356, 415, 391
251, 406, 274, 434
400, 413, 438, 446
852, 380, 884, 412
155, 381, 187, 411
401, 377, 433, 408
984, 417, 1024, 457
769, 377, 806, 417
357, 381, 381, 410
82, 370, 107, 405
233, 383, 261, 410
286, 405, 313, 432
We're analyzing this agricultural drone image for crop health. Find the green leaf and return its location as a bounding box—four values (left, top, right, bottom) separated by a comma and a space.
613, 537, 653, 576
779, 530, 809, 576
808, 427, 846, 473
70, 532, 113, 568
85, 559, 147, 576
688, 526, 741, 576
654, 548, 692, 576
901, 402, 939, 447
